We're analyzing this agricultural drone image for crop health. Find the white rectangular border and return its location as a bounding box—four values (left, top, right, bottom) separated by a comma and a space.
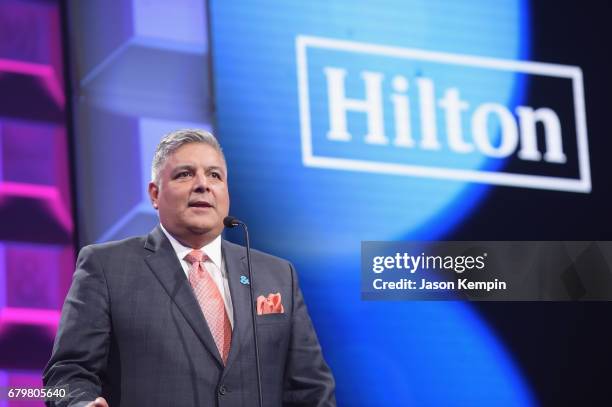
295, 35, 591, 193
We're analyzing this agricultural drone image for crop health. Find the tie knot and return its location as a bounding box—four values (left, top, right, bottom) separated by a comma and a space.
184, 249, 206, 265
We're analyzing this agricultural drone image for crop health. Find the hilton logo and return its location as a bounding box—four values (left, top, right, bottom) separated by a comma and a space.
296, 35, 591, 193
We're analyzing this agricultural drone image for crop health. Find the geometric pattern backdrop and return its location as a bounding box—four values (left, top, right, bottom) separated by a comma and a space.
0, 1, 73, 406
67, 0, 211, 247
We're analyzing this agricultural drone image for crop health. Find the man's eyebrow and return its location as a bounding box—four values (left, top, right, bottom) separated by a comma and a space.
207, 165, 226, 173
171, 164, 195, 173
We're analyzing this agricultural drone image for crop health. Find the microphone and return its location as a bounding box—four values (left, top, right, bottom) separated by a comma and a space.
223, 216, 263, 407
223, 216, 241, 228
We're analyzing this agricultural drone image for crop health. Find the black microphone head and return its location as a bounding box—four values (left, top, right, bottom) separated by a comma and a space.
223, 216, 241, 228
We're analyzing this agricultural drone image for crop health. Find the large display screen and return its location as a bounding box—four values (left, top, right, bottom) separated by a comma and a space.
209, 0, 612, 405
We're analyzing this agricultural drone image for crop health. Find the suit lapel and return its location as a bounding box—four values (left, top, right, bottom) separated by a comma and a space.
143, 226, 224, 367
222, 240, 252, 372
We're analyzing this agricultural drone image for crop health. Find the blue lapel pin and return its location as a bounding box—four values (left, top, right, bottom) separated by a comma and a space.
240, 275, 250, 285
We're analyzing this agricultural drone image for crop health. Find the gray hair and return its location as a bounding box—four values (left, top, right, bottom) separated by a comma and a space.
151, 129, 225, 183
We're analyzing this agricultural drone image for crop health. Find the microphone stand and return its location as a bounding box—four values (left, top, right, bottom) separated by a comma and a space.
225, 217, 263, 407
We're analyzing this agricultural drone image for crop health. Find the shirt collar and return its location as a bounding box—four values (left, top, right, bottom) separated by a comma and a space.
159, 224, 223, 268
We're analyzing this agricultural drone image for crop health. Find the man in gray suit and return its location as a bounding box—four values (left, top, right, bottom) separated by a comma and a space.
43, 129, 336, 407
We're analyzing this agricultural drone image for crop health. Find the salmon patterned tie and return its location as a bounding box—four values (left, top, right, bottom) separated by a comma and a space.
185, 250, 232, 364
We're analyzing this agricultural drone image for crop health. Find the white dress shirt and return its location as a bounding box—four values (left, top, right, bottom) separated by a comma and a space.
159, 224, 234, 327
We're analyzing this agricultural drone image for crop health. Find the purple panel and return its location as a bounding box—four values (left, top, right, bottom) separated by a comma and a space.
0, 0, 59, 66
0, 182, 72, 244
0, 121, 73, 216
0, 0, 73, 378
0, 0, 65, 123
76, 105, 142, 242
1, 121, 57, 186
70, 0, 134, 79
5, 243, 60, 310
0, 60, 65, 123
0, 308, 58, 371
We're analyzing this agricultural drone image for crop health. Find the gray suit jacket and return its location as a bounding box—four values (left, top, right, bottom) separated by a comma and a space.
43, 226, 335, 406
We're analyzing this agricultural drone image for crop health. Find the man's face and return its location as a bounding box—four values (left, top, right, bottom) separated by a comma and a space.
148, 142, 229, 246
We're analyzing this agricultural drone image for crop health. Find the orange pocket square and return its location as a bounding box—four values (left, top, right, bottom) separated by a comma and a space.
257, 293, 285, 315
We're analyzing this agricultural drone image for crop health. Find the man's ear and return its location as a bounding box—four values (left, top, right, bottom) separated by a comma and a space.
148, 182, 160, 210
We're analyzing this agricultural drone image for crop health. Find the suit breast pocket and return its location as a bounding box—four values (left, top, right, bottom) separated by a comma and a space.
256, 313, 289, 325
257, 317, 290, 366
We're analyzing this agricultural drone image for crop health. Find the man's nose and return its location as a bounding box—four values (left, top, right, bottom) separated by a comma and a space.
192, 171, 209, 193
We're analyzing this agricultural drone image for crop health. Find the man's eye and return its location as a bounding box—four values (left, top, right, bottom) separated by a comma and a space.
211, 172, 221, 179
176, 171, 191, 178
